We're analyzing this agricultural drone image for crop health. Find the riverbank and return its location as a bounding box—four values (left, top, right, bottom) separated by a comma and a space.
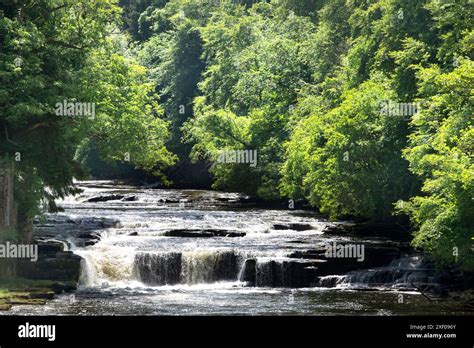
0, 278, 74, 311
0, 239, 82, 311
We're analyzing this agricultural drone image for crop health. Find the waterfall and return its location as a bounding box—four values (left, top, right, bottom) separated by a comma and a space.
256, 259, 280, 287
133, 250, 241, 285
238, 259, 256, 285
133, 252, 182, 285
181, 251, 220, 284
75, 245, 135, 286
76, 246, 435, 290
254, 258, 318, 288
318, 275, 348, 288
318, 256, 438, 289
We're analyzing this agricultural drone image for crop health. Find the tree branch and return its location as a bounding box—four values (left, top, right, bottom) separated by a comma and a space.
13, 121, 56, 138
3, 120, 19, 146
47, 39, 85, 50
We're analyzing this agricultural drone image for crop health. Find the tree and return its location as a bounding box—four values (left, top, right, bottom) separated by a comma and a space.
0, 0, 174, 241
185, 2, 316, 198
397, 59, 474, 269
281, 79, 415, 219
136, 0, 220, 187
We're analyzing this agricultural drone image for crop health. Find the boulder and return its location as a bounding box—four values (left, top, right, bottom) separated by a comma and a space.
214, 251, 239, 281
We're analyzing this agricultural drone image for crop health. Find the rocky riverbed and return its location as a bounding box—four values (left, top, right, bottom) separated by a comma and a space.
1, 181, 472, 315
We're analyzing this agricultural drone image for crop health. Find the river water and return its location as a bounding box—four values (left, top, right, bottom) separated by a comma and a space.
6, 181, 469, 315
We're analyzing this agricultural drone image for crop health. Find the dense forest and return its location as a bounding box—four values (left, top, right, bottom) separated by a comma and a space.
0, 0, 473, 270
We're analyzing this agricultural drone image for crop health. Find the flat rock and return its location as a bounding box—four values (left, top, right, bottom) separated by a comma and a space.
163, 229, 246, 238
273, 223, 313, 231
86, 194, 125, 202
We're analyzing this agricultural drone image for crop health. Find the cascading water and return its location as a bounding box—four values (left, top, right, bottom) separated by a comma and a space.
6, 181, 467, 316
54, 182, 330, 289
75, 243, 136, 286
132, 250, 244, 285
318, 256, 438, 289
181, 250, 241, 284
133, 252, 182, 285
78, 247, 248, 287
255, 258, 319, 288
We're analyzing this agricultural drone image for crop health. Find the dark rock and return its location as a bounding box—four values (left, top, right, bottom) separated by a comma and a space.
86, 194, 125, 202
164, 230, 214, 238
164, 229, 246, 238
129, 232, 138, 236
322, 222, 412, 242
239, 259, 256, 286
216, 197, 232, 202
288, 242, 405, 275
51, 282, 77, 294
164, 199, 180, 204
134, 252, 182, 285
273, 223, 313, 231
77, 233, 100, 240
14, 252, 82, 282
288, 250, 323, 259
255, 259, 319, 287
122, 196, 137, 202
75, 232, 101, 247
28, 291, 55, 300
214, 251, 239, 280
37, 241, 65, 255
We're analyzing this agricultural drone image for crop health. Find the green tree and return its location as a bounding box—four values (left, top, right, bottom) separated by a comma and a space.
281, 79, 415, 219
397, 59, 474, 269
0, 0, 174, 241
185, 2, 316, 198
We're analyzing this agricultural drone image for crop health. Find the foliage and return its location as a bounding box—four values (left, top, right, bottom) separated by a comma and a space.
0, 0, 174, 239
397, 60, 474, 269
1, 0, 472, 268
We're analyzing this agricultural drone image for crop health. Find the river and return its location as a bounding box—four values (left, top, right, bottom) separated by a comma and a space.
6, 181, 469, 315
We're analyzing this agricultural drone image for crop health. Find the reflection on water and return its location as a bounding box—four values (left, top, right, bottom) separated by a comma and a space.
7, 284, 466, 316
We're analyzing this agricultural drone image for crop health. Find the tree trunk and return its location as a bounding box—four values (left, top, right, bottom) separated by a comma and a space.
18, 216, 33, 244
0, 160, 17, 235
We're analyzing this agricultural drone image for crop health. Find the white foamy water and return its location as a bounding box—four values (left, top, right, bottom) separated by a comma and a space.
50, 182, 330, 288
5, 181, 463, 316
